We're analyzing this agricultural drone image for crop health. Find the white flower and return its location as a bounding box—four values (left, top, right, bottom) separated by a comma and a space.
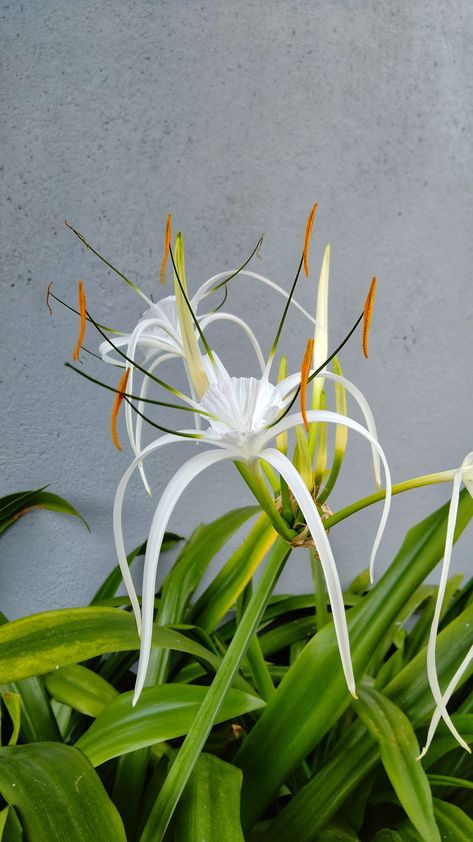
113, 353, 392, 706
419, 452, 473, 757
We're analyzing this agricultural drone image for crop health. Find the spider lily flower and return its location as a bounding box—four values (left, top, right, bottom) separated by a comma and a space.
112, 350, 392, 706
419, 452, 473, 758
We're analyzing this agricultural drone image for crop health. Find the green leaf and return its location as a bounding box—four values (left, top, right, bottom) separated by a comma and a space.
0, 677, 62, 743
263, 604, 473, 842
76, 684, 265, 766
0, 489, 89, 534
372, 830, 421, 841
44, 665, 119, 717
428, 774, 473, 790
236, 490, 473, 830
0, 607, 241, 685
90, 533, 182, 604
433, 798, 473, 840
192, 513, 277, 632
355, 685, 440, 842
0, 742, 126, 840
150, 506, 258, 682
2, 693, 21, 746
172, 753, 244, 841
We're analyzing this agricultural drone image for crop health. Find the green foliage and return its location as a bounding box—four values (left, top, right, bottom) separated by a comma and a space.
1, 491, 472, 840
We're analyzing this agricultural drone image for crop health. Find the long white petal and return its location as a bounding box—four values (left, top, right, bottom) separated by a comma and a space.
261, 447, 356, 696
199, 312, 266, 373
113, 431, 199, 634
134, 353, 176, 494
192, 270, 317, 327
260, 409, 391, 583
419, 642, 473, 758
418, 470, 469, 756
133, 448, 237, 705
278, 369, 382, 489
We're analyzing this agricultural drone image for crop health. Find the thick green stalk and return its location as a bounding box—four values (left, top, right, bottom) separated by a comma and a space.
236, 489, 473, 829
139, 539, 291, 841
235, 461, 296, 542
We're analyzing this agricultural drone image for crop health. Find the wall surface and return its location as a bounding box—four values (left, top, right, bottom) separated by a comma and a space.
1, 0, 472, 619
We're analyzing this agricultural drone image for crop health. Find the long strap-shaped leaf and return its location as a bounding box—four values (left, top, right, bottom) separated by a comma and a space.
139, 538, 291, 841
355, 686, 440, 842
262, 601, 473, 842
0, 742, 126, 840
171, 753, 244, 842
236, 489, 473, 829
76, 684, 265, 766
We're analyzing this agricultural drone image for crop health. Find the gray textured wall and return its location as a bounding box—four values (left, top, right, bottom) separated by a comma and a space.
1, 1, 472, 620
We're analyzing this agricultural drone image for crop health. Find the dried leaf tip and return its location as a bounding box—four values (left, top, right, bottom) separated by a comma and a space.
300, 338, 315, 432
303, 203, 318, 278
111, 368, 130, 451
72, 280, 87, 361
160, 214, 172, 284
45, 282, 53, 315
362, 276, 377, 358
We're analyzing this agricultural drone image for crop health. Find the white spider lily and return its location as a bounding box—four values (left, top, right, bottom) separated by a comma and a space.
98, 267, 315, 493
419, 452, 473, 758
112, 353, 391, 706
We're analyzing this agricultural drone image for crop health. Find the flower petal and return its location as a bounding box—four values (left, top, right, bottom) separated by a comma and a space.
134, 353, 176, 495
134, 448, 237, 705
261, 447, 356, 696
279, 369, 382, 490
199, 312, 265, 373
418, 470, 470, 756
260, 409, 391, 583
113, 431, 200, 634
419, 642, 473, 758
193, 269, 318, 328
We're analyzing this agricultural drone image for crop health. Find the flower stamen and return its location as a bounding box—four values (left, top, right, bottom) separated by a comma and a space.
160, 214, 172, 285
72, 280, 87, 361
303, 202, 318, 278
46, 282, 53, 315
111, 368, 130, 450
362, 276, 377, 358
300, 338, 315, 432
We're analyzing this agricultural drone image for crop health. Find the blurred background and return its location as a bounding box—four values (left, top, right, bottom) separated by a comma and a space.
1, 1, 472, 618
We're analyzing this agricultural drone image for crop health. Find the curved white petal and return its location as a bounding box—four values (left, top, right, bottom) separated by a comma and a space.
278, 369, 382, 490
100, 334, 135, 367
192, 269, 317, 327
418, 470, 469, 756
199, 312, 266, 373
261, 447, 356, 696
260, 410, 391, 583
113, 431, 200, 634
134, 353, 176, 494
419, 642, 473, 758
133, 448, 238, 705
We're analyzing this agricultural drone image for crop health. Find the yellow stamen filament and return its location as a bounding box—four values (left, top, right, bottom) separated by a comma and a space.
300, 338, 315, 432
303, 203, 318, 278
362, 276, 377, 358
111, 368, 130, 451
160, 214, 172, 284
72, 280, 87, 361
46, 282, 53, 315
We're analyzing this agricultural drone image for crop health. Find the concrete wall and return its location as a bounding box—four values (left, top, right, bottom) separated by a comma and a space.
1, 1, 472, 619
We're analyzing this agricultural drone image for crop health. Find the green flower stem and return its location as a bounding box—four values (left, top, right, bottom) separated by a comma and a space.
235, 460, 296, 543
324, 471, 455, 530
139, 538, 291, 841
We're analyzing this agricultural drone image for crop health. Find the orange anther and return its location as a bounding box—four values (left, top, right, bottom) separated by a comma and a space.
72, 280, 87, 361
362, 276, 377, 358
300, 338, 315, 432
303, 203, 318, 278
111, 368, 130, 451
160, 214, 172, 284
